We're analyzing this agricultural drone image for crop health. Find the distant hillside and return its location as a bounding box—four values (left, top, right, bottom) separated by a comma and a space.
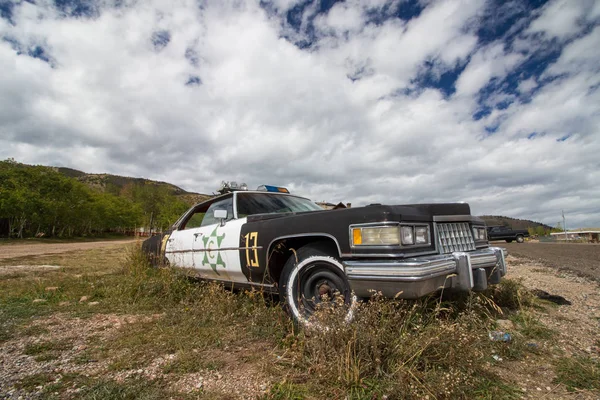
2, 160, 218, 237
54, 167, 212, 206
478, 215, 552, 231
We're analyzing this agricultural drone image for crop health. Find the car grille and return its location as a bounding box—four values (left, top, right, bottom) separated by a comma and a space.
437, 222, 476, 254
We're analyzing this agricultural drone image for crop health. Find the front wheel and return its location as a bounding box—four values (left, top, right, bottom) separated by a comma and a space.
516, 235, 524, 243
279, 244, 355, 326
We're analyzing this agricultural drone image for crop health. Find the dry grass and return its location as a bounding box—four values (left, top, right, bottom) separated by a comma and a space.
2, 244, 584, 399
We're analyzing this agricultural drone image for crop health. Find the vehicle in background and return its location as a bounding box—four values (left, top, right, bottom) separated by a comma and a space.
487, 226, 529, 243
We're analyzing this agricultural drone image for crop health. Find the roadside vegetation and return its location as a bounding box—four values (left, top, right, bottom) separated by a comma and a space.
0, 159, 189, 238
1, 245, 598, 399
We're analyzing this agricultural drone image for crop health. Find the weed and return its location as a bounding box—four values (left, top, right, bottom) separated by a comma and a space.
21, 324, 50, 337
24, 340, 71, 356
554, 356, 600, 391
261, 381, 308, 400
79, 378, 189, 400
23, 339, 73, 362
472, 371, 523, 399
2, 245, 542, 399
0, 325, 12, 343
16, 372, 55, 391
288, 293, 513, 398
510, 311, 555, 339
162, 351, 226, 374
486, 278, 534, 310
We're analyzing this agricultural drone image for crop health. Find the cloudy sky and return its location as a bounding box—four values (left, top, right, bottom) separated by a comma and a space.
1, 0, 599, 228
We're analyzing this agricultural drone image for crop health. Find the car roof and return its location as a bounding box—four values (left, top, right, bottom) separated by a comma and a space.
192, 190, 307, 208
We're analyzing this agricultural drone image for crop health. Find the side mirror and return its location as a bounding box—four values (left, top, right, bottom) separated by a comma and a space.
214, 209, 227, 226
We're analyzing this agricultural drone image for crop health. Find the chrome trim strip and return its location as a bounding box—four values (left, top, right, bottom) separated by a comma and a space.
489, 246, 507, 276
267, 233, 342, 258
433, 215, 477, 222
166, 246, 263, 254
232, 191, 239, 219
470, 254, 498, 267
345, 260, 456, 282
197, 277, 276, 290
341, 249, 439, 258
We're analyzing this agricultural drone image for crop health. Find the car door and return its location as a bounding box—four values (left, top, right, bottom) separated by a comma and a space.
489, 227, 501, 240
165, 206, 208, 269
165, 194, 251, 284
498, 227, 510, 240
191, 196, 249, 283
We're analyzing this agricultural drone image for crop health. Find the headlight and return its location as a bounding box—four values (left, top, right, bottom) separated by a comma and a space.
415, 226, 429, 244
352, 226, 400, 246
472, 226, 487, 241
401, 226, 414, 245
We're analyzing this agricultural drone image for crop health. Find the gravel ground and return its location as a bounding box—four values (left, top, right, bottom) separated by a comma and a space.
495, 254, 600, 400
0, 239, 138, 261
496, 242, 600, 281
0, 241, 599, 398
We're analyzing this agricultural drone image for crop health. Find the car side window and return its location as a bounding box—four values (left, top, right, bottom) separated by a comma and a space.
185, 212, 206, 229
201, 197, 234, 227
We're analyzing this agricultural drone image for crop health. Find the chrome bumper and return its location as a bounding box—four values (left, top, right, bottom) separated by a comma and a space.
343, 247, 506, 299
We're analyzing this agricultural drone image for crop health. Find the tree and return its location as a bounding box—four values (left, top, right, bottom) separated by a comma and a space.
0, 160, 188, 238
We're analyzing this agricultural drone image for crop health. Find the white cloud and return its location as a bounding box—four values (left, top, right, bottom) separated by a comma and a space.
314, 2, 365, 36
517, 77, 537, 93
545, 25, 600, 76
526, 0, 598, 40
0, 0, 599, 228
455, 43, 523, 97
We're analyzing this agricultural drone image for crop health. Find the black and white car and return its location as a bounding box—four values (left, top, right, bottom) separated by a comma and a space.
142, 184, 506, 324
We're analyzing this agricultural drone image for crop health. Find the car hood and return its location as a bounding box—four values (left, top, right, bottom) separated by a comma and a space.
245, 203, 472, 223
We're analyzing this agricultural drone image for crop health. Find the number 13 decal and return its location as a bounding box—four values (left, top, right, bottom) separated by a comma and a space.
244, 232, 259, 268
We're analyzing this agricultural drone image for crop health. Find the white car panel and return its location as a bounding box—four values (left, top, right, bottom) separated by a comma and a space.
165, 218, 249, 284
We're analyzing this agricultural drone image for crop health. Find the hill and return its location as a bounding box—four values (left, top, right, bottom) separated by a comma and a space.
478, 215, 552, 231
1, 159, 213, 238
53, 167, 212, 206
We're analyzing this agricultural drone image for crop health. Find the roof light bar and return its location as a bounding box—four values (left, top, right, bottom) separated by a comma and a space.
257, 185, 290, 193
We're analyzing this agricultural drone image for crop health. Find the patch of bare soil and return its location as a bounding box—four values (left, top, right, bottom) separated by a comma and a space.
490, 254, 600, 399
0, 239, 138, 261
0, 313, 271, 399
501, 242, 600, 281
0, 265, 62, 276
168, 347, 272, 397
0, 313, 158, 398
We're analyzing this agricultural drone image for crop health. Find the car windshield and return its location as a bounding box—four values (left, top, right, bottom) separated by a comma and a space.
236, 193, 322, 217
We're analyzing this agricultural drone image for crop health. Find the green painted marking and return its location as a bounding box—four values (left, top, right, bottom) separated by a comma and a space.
201, 226, 227, 274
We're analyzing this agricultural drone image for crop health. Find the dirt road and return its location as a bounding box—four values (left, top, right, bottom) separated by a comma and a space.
499, 242, 600, 281
0, 239, 139, 261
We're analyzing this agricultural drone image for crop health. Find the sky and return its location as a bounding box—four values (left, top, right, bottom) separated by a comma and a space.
1, 0, 599, 229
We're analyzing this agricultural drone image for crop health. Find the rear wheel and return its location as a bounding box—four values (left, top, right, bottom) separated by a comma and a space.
279, 244, 355, 326
516, 235, 524, 243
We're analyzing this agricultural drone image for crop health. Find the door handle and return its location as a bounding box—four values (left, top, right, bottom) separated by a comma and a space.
194, 233, 203, 239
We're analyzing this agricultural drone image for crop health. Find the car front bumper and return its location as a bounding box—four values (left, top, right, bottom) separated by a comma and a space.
343, 247, 507, 299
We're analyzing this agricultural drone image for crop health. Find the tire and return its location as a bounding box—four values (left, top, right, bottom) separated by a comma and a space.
516, 235, 524, 243
279, 243, 355, 326
506, 239, 513, 243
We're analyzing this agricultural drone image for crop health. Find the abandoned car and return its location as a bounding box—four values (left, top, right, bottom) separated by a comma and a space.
142, 184, 506, 324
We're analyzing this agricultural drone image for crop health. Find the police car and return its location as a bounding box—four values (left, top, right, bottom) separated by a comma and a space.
142, 182, 506, 325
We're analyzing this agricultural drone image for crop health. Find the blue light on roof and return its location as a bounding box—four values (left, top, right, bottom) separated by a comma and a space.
257, 185, 290, 193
